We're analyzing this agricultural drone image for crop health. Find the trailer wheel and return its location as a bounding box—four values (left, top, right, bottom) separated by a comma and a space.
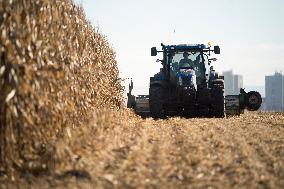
246, 91, 262, 111
211, 84, 225, 118
149, 85, 164, 119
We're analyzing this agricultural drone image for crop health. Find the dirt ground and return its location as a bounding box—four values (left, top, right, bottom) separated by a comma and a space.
1, 111, 284, 189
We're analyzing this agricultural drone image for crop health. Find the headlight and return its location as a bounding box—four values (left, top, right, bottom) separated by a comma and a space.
178, 77, 183, 86
190, 77, 194, 85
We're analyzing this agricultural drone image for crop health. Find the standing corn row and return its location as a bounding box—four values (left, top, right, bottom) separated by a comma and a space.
0, 0, 123, 177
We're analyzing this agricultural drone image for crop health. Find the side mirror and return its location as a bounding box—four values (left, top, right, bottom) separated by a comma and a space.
151, 47, 157, 56
214, 46, 220, 54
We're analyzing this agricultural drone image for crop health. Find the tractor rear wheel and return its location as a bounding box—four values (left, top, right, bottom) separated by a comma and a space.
211, 81, 225, 118
149, 85, 164, 119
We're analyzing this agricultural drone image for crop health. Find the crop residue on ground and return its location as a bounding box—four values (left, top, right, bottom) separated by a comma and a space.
2, 111, 284, 189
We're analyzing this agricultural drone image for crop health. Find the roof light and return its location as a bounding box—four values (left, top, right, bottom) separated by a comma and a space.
208, 41, 212, 47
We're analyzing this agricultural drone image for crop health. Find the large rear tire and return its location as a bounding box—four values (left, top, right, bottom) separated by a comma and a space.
211, 81, 225, 118
149, 85, 164, 119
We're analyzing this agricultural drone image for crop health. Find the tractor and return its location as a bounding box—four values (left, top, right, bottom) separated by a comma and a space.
127, 43, 262, 118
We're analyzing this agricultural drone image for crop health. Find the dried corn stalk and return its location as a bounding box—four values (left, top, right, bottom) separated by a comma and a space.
0, 0, 123, 177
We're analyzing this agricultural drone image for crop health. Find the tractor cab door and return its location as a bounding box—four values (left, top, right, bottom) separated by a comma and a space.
190, 52, 206, 85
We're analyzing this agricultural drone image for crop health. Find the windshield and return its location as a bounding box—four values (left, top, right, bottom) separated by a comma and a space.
170, 51, 206, 84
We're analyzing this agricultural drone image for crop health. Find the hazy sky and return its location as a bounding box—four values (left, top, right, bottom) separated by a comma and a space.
76, 0, 284, 95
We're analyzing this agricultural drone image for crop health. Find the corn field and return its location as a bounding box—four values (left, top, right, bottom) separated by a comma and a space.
0, 1, 284, 189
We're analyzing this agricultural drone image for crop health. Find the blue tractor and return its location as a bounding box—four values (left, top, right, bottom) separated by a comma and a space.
127, 43, 262, 118
147, 43, 262, 118
149, 43, 225, 118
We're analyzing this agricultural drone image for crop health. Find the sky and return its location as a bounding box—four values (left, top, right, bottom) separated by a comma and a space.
76, 0, 284, 95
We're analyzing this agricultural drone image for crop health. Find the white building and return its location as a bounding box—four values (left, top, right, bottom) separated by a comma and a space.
222, 70, 243, 95
223, 70, 234, 95
265, 72, 284, 112
234, 75, 243, 95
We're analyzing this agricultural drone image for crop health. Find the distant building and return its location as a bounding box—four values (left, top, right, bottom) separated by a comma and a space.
265, 72, 284, 112
223, 70, 234, 95
233, 75, 243, 95
222, 70, 243, 95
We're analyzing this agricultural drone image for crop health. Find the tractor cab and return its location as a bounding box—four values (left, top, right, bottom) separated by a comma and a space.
152, 44, 220, 88
169, 50, 206, 86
